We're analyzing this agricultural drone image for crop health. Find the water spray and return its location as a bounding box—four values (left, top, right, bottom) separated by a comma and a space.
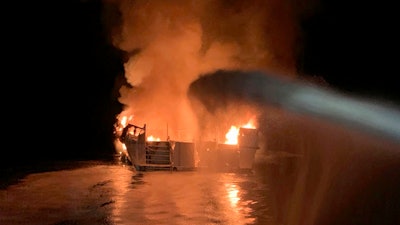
189, 70, 400, 145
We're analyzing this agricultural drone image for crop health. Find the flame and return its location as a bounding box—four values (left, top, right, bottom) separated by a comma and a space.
120, 116, 128, 127
114, 113, 163, 143
114, 115, 134, 134
113, 114, 135, 153
225, 126, 240, 145
224, 119, 256, 145
241, 120, 256, 129
147, 135, 161, 142
119, 115, 134, 128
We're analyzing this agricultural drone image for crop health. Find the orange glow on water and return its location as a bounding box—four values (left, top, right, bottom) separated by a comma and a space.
226, 183, 240, 208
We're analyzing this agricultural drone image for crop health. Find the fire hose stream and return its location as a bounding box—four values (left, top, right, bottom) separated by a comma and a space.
188, 70, 400, 146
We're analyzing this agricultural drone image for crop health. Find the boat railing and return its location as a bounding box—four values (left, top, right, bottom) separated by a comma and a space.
141, 141, 173, 170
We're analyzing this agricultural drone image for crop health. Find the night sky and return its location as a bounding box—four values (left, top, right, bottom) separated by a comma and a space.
4, 1, 125, 166
3, 0, 399, 168
299, 1, 400, 102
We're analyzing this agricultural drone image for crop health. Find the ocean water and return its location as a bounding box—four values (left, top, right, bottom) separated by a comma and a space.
0, 160, 273, 225
1, 142, 399, 225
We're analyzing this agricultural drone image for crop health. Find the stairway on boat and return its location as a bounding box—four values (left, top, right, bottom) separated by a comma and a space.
144, 141, 172, 171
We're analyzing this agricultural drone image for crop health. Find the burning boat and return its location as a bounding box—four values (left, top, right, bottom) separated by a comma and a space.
119, 124, 197, 171
196, 127, 259, 172
118, 123, 259, 172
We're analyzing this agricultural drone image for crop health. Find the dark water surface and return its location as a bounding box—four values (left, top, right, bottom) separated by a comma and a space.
0, 159, 274, 225
1, 143, 400, 225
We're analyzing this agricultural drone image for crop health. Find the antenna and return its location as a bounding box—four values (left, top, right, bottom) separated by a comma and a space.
167, 123, 169, 140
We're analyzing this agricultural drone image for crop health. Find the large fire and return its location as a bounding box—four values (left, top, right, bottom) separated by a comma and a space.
114, 115, 257, 152
224, 120, 256, 145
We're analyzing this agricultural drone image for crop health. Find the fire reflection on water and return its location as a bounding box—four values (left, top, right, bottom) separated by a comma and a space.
224, 180, 257, 225
0, 161, 274, 225
110, 170, 268, 225
226, 183, 240, 208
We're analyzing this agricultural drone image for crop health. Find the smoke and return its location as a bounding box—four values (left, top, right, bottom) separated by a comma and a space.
104, 0, 312, 140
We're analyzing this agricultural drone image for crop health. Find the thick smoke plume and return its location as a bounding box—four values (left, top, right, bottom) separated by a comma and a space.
106, 0, 311, 140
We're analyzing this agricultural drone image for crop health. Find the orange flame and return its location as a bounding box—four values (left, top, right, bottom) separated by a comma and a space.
147, 135, 161, 142
224, 119, 256, 145
113, 114, 135, 154
225, 126, 240, 145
